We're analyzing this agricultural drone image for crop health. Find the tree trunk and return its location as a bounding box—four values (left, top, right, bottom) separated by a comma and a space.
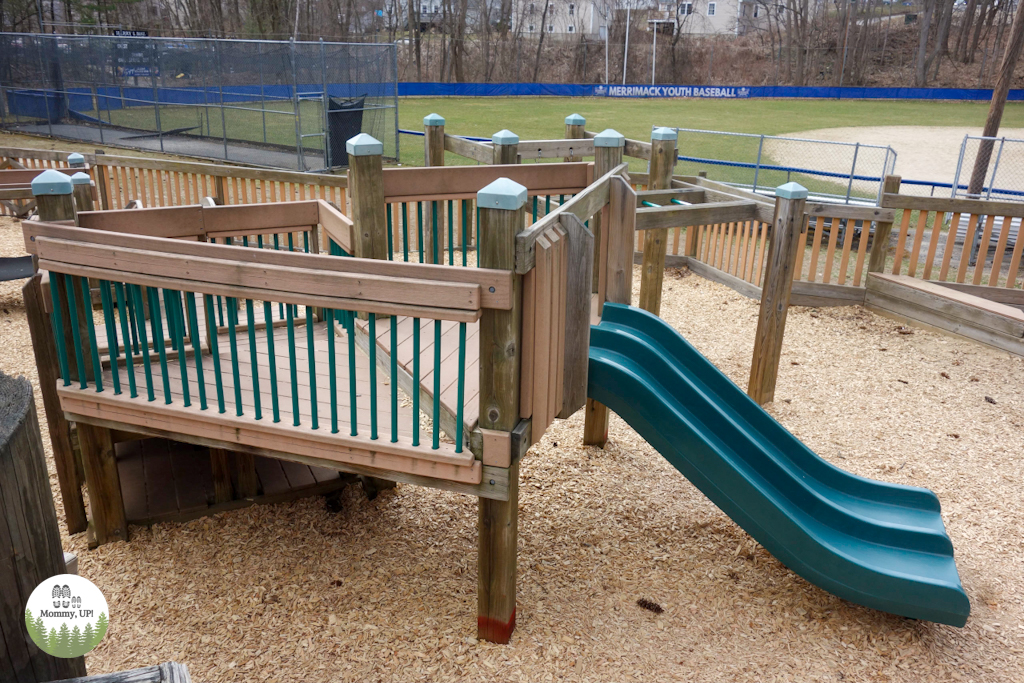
968, 3, 1024, 196
915, 0, 936, 86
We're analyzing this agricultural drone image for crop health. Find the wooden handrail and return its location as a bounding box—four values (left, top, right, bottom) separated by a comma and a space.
382, 162, 592, 203
881, 192, 1024, 217
636, 200, 758, 231
514, 162, 629, 274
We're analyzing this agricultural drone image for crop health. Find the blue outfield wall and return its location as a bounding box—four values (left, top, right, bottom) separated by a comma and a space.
16, 82, 1024, 119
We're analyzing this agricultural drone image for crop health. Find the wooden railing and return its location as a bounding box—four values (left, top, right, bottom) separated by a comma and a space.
1, 146, 348, 212
881, 189, 1024, 290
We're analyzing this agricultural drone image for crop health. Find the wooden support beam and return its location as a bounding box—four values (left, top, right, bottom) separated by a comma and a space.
638, 128, 678, 316
77, 422, 128, 545
346, 134, 389, 262
476, 177, 527, 643
492, 130, 520, 166
564, 114, 586, 162
32, 169, 77, 224
591, 129, 624, 296
748, 183, 808, 406
23, 274, 88, 534
557, 214, 593, 419
424, 113, 446, 168
71, 173, 95, 212
209, 448, 235, 504
868, 175, 903, 273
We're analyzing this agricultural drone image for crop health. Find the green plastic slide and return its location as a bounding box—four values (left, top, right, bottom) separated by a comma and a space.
587, 303, 969, 626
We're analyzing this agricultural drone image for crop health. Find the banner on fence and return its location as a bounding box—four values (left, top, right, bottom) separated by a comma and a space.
396, 82, 1024, 101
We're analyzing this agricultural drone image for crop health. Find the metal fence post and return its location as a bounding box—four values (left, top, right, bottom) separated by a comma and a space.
151, 40, 164, 153
258, 42, 268, 145
952, 134, 969, 198
393, 44, 400, 163
215, 42, 229, 161
987, 138, 1006, 200
752, 134, 764, 192
320, 38, 330, 168
844, 142, 860, 203
289, 38, 304, 171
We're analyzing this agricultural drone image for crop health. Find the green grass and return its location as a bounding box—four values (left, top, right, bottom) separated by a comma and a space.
89, 96, 1024, 196
397, 97, 1024, 198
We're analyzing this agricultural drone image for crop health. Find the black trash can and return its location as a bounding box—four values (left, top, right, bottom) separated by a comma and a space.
326, 95, 366, 168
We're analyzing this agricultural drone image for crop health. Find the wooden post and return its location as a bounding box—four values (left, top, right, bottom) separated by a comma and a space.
868, 175, 902, 273
77, 422, 128, 545
584, 174, 635, 448
424, 112, 445, 166
0, 372, 87, 682
22, 274, 88, 534
92, 150, 110, 211
476, 177, 527, 644
563, 113, 585, 162
638, 127, 677, 315
492, 129, 519, 166
423, 113, 446, 263
71, 172, 94, 212
346, 133, 389, 261
31, 168, 77, 224
67, 152, 86, 169
591, 129, 625, 295
748, 182, 808, 406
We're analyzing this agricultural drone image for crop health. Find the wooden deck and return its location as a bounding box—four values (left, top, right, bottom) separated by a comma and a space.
116, 437, 349, 526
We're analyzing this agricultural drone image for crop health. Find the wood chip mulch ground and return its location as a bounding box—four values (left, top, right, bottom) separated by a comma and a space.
3, 219, 1023, 682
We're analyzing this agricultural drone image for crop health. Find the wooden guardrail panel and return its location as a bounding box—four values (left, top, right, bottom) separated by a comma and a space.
636, 200, 757, 231
77, 206, 205, 238
381, 163, 591, 202
202, 200, 321, 236
518, 139, 596, 160
881, 192, 1024, 217
443, 134, 494, 164
24, 222, 514, 310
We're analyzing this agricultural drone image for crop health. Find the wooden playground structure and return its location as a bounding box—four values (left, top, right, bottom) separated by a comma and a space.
9, 112, 1021, 642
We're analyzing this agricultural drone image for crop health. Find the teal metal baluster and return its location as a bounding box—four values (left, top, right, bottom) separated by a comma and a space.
327, 309, 338, 434
386, 204, 394, 261
184, 292, 206, 410
401, 202, 410, 262
168, 291, 190, 407
412, 318, 420, 447
461, 200, 468, 267
104, 283, 119, 363
63, 276, 86, 390
246, 299, 261, 420
455, 322, 466, 453
147, 287, 171, 405
431, 200, 439, 264
532, 195, 538, 222
286, 303, 299, 426
368, 313, 378, 440
432, 319, 441, 450
161, 289, 179, 353
263, 301, 280, 422
417, 202, 424, 263
447, 199, 454, 265
131, 285, 155, 401
306, 305, 318, 430
390, 316, 398, 443
225, 296, 243, 416
124, 291, 139, 354
288, 232, 294, 252
273, 234, 284, 318
98, 280, 120, 395
113, 283, 136, 398
49, 280, 70, 387
79, 278, 103, 392
203, 294, 225, 413
346, 312, 357, 436
303, 231, 310, 253
545, 194, 550, 216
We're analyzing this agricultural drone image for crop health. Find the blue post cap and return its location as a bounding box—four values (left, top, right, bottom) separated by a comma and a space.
67, 153, 85, 167
346, 133, 384, 157
651, 127, 678, 141
565, 113, 586, 126
71, 172, 91, 186
492, 129, 519, 146
423, 113, 445, 126
775, 182, 809, 200
594, 129, 625, 148
477, 178, 528, 211
31, 169, 74, 196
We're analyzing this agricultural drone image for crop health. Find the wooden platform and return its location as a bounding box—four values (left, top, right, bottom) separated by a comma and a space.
116, 437, 349, 526
866, 272, 1024, 356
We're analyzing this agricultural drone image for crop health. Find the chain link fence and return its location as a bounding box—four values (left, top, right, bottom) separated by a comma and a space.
952, 135, 1024, 201
0, 33, 399, 171
670, 128, 897, 204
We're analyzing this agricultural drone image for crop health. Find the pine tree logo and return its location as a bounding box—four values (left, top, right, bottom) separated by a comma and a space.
24, 575, 110, 658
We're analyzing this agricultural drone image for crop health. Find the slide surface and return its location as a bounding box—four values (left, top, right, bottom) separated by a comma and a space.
588, 303, 969, 626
